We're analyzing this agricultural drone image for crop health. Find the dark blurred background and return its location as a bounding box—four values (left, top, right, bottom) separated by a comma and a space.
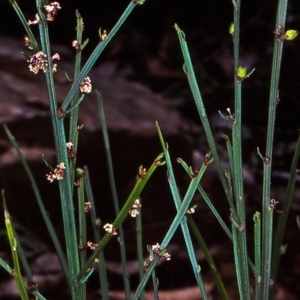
1, 0, 300, 131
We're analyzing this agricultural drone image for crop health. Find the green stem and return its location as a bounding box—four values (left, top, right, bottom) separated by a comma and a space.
84, 166, 109, 300
36, 1, 81, 298
232, 81, 250, 299
157, 124, 210, 300
2, 192, 29, 300
9, 0, 39, 52
174, 24, 231, 206
68, 9, 84, 194
254, 212, 262, 300
271, 133, 300, 284
96, 92, 131, 298
231, 1, 250, 298
77, 177, 86, 300
136, 206, 145, 300
261, 1, 288, 298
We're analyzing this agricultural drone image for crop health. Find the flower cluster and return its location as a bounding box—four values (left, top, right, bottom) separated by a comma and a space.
46, 162, 66, 182
143, 255, 153, 272
28, 2, 61, 25
72, 40, 80, 50
144, 243, 171, 272
190, 168, 199, 178
186, 205, 197, 214
103, 223, 117, 235
139, 166, 147, 179
28, 51, 47, 73
27, 281, 38, 292
84, 202, 92, 213
79, 77, 92, 93
129, 199, 142, 217
269, 199, 279, 211
85, 241, 98, 250
44, 2, 61, 21
51, 53, 60, 72
151, 243, 171, 260
101, 29, 108, 41
24, 35, 33, 50
27, 51, 60, 74
66, 142, 76, 158
28, 14, 41, 25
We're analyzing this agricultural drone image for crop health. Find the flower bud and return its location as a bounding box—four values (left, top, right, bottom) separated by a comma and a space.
236, 65, 247, 79
284, 30, 298, 41
229, 23, 234, 35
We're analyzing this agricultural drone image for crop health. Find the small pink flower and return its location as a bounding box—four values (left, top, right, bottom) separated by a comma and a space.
28, 51, 48, 74
66, 142, 76, 158
72, 40, 80, 50
28, 13, 41, 25
162, 252, 171, 261
55, 162, 65, 180
46, 162, 66, 182
44, 2, 61, 21
79, 77, 92, 93
151, 243, 171, 260
101, 29, 108, 41
152, 243, 161, 254
28, 51, 60, 74
85, 241, 98, 250
51, 53, 60, 72
103, 223, 117, 235
129, 199, 142, 217
46, 172, 56, 183
84, 202, 92, 213
187, 205, 197, 214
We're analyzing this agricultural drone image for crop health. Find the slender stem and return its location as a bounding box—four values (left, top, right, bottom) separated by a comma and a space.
232, 81, 250, 299
97, 92, 131, 298
232, 1, 250, 297
136, 206, 145, 300
78, 178, 87, 267
261, 1, 288, 298
36, 1, 81, 298
9, 0, 39, 52
174, 24, 231, 205
177, 158, 232, 241
77, 177, 86, 300
68, 10, 84, 194
157, 125, 210, 300
84, 166, 109, 300
254, 212, 261, 300
2, 193, 29, 300
271, 133, 300, 283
